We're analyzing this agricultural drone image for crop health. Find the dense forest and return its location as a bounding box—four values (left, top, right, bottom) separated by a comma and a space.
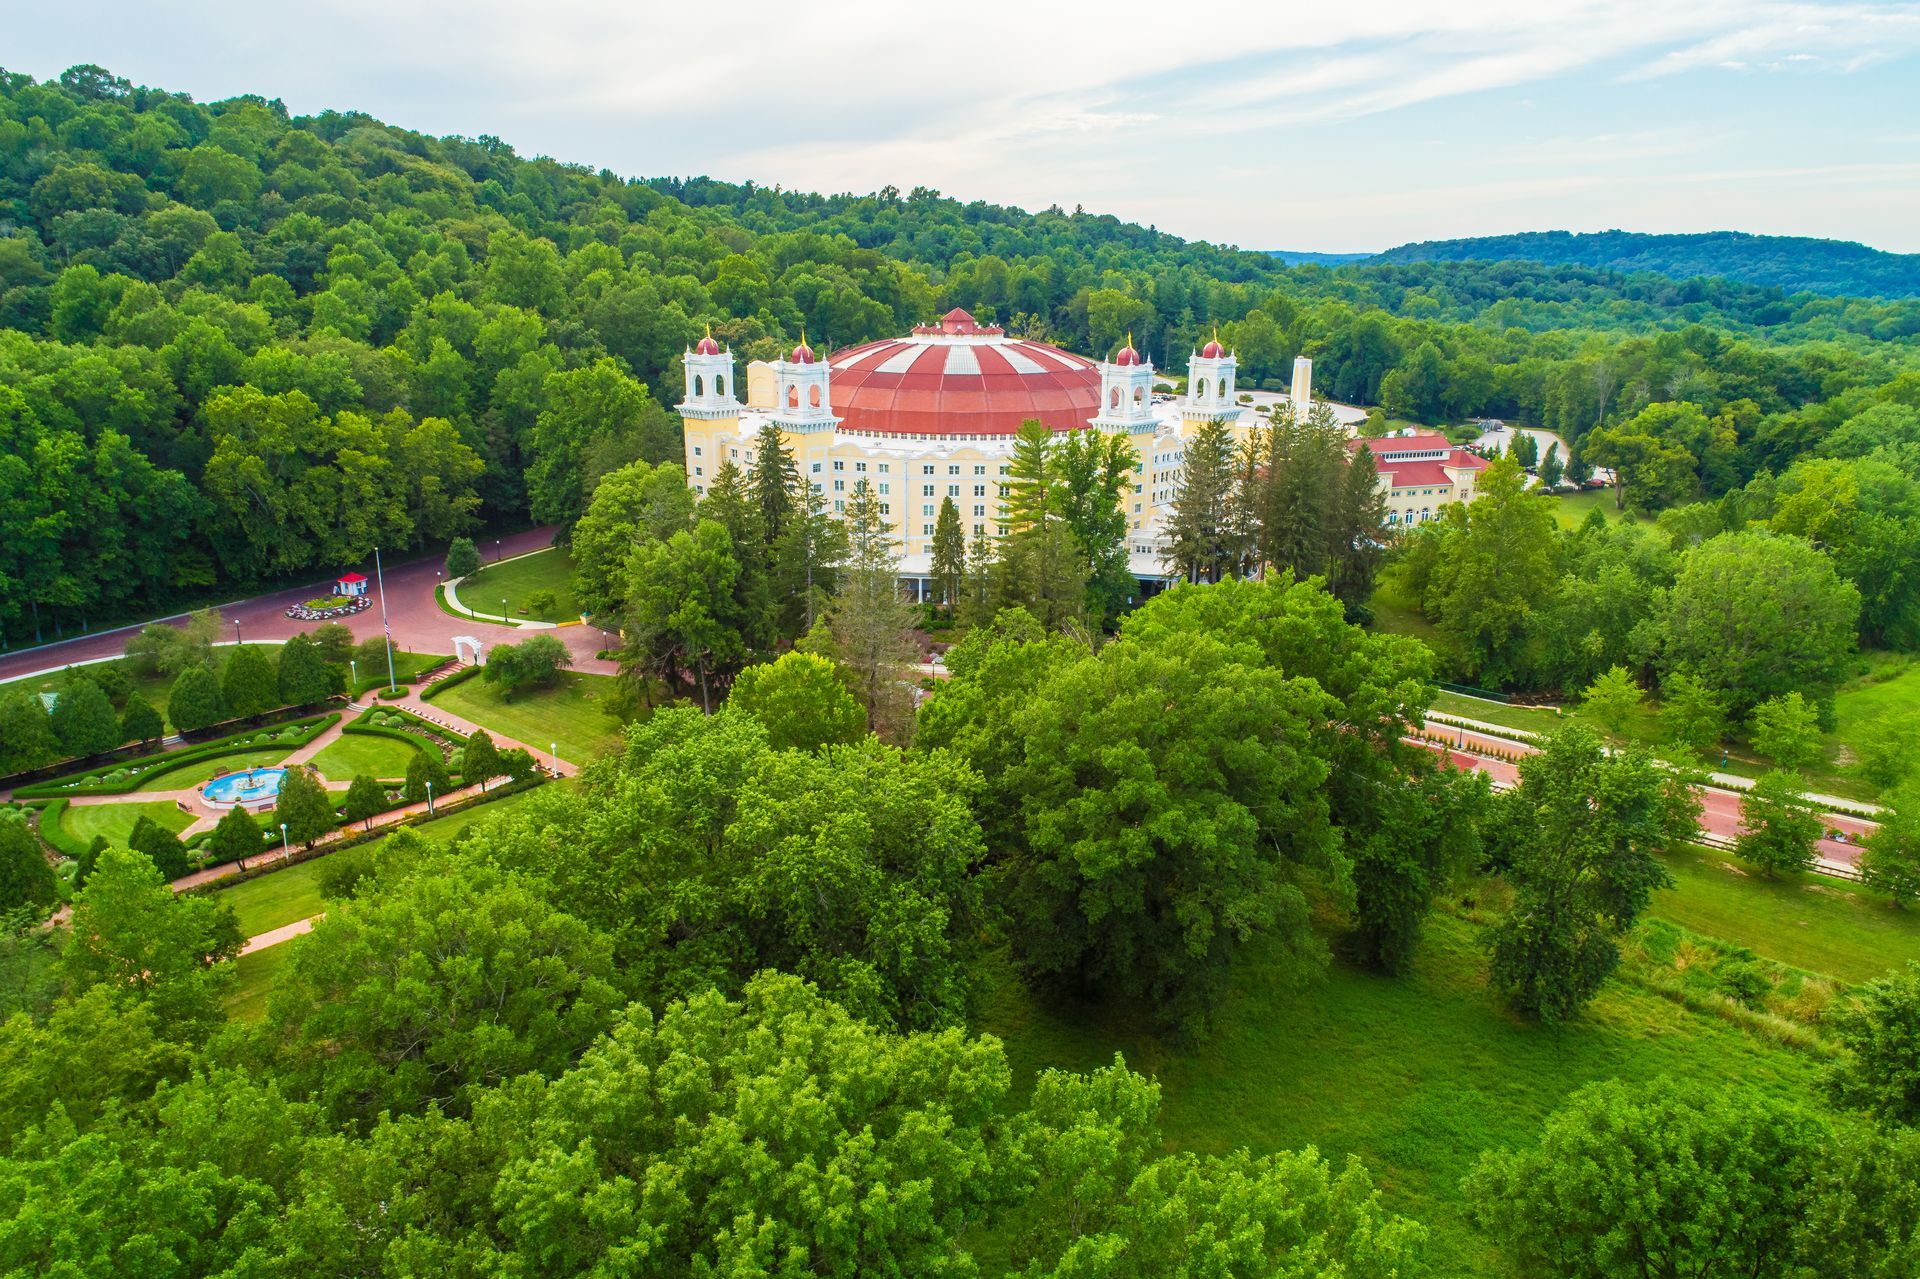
1, 60, 1917, 653
1374, 229, 1920, 300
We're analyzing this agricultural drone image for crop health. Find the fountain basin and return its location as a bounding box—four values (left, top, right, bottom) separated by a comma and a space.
202, 767, 288, 809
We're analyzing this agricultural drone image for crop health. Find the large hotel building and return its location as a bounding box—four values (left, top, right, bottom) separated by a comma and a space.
678, 308, 1481, 587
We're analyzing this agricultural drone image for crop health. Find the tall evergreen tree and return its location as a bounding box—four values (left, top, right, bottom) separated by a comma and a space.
51, 679, 122, 758
166, 664, 228, 735
771, 478, 846, 639
276, 632, 334, 706
930, 496, 966, 611
1326, 441, 1389, 613
699, 459, 775, 654
827, 479, 919, 739
749, 420, 799, 544
1162, 418, 1235, 584
220, 643, 279, 718
119, 695, 163, 747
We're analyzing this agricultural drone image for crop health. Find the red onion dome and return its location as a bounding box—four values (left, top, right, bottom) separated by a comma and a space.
1114, 332, 1142, 366
790, 329, 816, 364
1200, 331, 1227, 359
694, 332, 721, 356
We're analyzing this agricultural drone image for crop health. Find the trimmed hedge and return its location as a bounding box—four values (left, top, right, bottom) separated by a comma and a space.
14, 713, 340, 799
340, 716, 439, 761
419, 665, 481, 702
36, 800, 91, 860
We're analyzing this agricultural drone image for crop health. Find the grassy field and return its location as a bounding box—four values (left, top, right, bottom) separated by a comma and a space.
1653, 843, 1920, 984
1548, 486, 1646, 529
348, 649, 450, 696
1426, 690, 1561, 733
61, 799, 195, 848
396, 784, 546, 844
309, 732, 423, 781
430, 671, 626, 766
979, 908, 1824, 1276
222, 943, 294, 1021
458, 546, 579, 623
216, 857, 331, 937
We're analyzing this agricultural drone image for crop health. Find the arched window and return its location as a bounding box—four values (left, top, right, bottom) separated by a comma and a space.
809, 384, 822, 408
1133, 386, 1145, 406
716, 375, 727, 398
693, 374, 704, 397
787, 385, 800, 409
1110, 387, 1121, 409
1197, 378, 1209, 400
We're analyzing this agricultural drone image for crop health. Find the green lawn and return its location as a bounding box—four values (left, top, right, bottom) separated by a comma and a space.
430, 671, 626, 766
132, 748, 290, 793
1426, 690, 1562, 734
309, 731, 423, 782
349, 649, 450, 696
214, 857, 331, 937
979, 909, 1822, 1277
1653, 843, 1920, 984
1549, 486, 1646, 529
222, 943, 295, 1022
458, 546, 579, 623
60, 799, 195, 849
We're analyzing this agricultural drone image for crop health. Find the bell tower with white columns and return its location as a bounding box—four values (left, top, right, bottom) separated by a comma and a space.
1091, 333, 1157, 433
1182, 329, 1242, 427
771, 331, 840, 435
678, 325, 743, 494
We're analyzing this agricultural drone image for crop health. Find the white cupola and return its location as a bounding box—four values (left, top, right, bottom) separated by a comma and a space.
772, 330, 840, 434
1182, 329, 1242, 426
679, 324, 742, 419
1091, 333, 1158, 433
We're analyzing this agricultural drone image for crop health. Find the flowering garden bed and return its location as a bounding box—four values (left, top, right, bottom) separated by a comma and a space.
285, 595, 370, 622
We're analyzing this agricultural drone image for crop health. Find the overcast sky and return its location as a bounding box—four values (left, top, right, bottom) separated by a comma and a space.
11, 0, 1920, 252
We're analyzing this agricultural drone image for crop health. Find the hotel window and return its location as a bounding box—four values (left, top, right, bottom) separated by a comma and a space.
922, 464, 935, 475
973, 484, 986, 497
833, 460, 845, 471
973, 504, 985, 517
833, 479, 844, 492
834, 500, 845, 513
730, 448, 738, 458
948, 465, 960, 475
973, 523, 985, 536
879, 463, 890, 473
998, 465, 1010, 475
923, 504, 934, 517
922, 484, 935, 497
973, 464, 985, 475
879, 503, 890, 515
923, 524, 934, 536
947, 484, 959, 497
694, 466, 702, 476
811, 462, 822, 473
693, 445, 702, 456
855, 461, 867, 472
878, 483, 889, 495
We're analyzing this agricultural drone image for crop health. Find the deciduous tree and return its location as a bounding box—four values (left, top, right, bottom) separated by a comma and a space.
166, 663, 227, 735
1826, 961, 1920, 1128
220, 643, 279, 718
1735, 769, 1822, 877
50, 678, 121, 758
727, 651, 865, 752
206, 805, 265, 865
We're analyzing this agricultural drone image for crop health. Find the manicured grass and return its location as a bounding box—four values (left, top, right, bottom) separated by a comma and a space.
1427, 690, 1562, 734
309, 732, 422, 782
979, 910, 1822, 1277
390, 784, 547, 845
430, 671, 626, 766
132, 748, 290, 792
349, 649, 448, 696
1549, 486, 1646, 529
222, 943, 295, 1022
215, 856, 331, 937
458, 546, 579, 623
1652, 843, 1920, 985
60, 799, 195, 849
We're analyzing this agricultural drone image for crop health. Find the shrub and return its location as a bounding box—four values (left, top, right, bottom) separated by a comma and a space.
527, 588, 560, 615
302, 595, 351, 610
377, 686, 408, 700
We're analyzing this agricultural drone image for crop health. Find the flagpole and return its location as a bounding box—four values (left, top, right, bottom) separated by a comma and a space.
375, 547, 397, 692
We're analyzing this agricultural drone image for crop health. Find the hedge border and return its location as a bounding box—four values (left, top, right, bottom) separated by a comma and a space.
340, 716, 441, 766
419, 664, 481, 702
36, 800, 91, 860
183, 774, 549, 895
14, 713, 339, 799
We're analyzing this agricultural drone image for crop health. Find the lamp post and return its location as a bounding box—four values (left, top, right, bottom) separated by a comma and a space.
234, 619, 242, 646
495, 538, 502, 563
502, 598, 509, 625
425, 778, 435, 816
349, 659, 357, 696
279, 821, 289, 863
375, 547, 397, 693
550, 741, 558, 774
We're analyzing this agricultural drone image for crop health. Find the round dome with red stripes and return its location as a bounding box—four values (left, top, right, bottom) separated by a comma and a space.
828, 309, 1100, 437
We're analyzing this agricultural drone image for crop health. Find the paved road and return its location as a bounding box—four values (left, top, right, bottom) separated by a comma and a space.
0, 527, 616, 684
1420, 719, 1875, 876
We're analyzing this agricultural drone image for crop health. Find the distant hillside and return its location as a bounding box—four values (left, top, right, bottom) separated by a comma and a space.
1371, 230, 1920, 299
1267, 249, 1374, 266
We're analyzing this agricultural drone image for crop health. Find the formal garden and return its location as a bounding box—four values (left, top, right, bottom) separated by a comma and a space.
441, 543, 582, 625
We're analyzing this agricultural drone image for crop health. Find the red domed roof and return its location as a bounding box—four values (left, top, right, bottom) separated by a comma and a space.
694, 325, 721, 356
1114, 344, 1142, 367
1200, 333, 1227, 359
790, 331, 816, 364
827, 333, 1101, 436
